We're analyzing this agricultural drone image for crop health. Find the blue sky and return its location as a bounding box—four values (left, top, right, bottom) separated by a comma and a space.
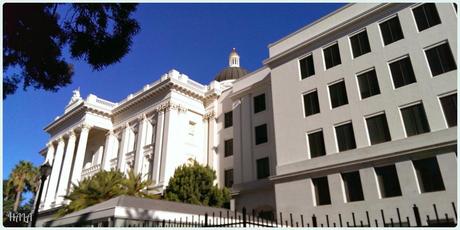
3, 3, 345, 179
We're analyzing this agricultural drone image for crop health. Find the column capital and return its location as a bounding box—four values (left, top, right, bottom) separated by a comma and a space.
46, 142, 55, 149
105, 130, 115, 137
137, 113, 148, 122
66, 130, 76, 139
57, 136, 65, 144
80, 123, 93, 131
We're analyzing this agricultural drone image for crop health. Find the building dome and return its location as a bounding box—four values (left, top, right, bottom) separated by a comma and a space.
214, 48, 249, 81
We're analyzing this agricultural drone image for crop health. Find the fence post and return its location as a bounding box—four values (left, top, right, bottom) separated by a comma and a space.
162, 219, 165, 227
204, 213, 208, 227
413, 204, 422, 227
312, 214, 317, 227
242, 207, 247, 227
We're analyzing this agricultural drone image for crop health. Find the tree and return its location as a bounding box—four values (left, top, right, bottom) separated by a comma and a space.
3, 3, 140, 99
6, 161, 38, 212
164, 159, 231, 208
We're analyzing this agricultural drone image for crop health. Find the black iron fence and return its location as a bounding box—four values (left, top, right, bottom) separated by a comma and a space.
121, 201, 457, 227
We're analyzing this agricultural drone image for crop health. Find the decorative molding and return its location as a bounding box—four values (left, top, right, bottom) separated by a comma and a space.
203, 111, 216, 120
80, 123, 93, 131
67, 130, 76, 139
155, 101, 188, 113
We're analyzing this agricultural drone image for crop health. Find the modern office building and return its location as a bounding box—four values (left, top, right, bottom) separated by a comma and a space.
37, 3, 457, 227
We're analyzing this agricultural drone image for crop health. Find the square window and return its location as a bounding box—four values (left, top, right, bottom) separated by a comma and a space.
224, 111, 233, 128
357, 69, 381, 99
366, 113, 391, 145
413, 3, 441, 31
255, 124, 268, 145
342, 171, 365, 202
425, 43, 457, 76
440, 93, 457, 127
375, 165, 402, 198
413, 157, 445, 193
312, 177, 331, 205
308, 130, 326, 158
254, 94, 266, 113
389, 56, 417, 88
224, 169, 234, 188
379, 16, 404, 45
401, 103, 430, 137
303, 90, 320, 116
256, 157, 270, 179
350, 30, 371, 58
300, 55, 315, 79
323, 43, 342, 69
224, 139, 233, 157
335, 123, 356, 152
329, 81, 348, 108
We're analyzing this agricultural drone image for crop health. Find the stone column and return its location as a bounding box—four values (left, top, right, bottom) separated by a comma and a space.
55, 131, 77, 205
70, 124, 91, 186
40, 142, 55, 209
152, 110, 165, 184
134, 114, 149, 175
117, 124, 130, 173
44, 137, 65, 208
101, 130, 116, 171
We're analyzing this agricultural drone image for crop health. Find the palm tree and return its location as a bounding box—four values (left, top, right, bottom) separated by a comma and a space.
123, 170, 158, 199
7, 161, 38, 211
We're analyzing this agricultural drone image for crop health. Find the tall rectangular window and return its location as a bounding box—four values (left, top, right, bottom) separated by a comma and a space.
357, 69, 380, 99
329, 81, 348, 108
254, 94, 266, 113
342, 171, 365, 202
224, 111, 233, 128
312, 177, 331, 205
375, 165, 402, 198
224, 139, 233, 157
350, 30, 371, 58
425, 43, 457, 76
413, 157, 445, 193
379, 16, 404, 45
389, 56, 417, 88
308, 130, 326, 158
413, 3, 441, 31
256, 157, 270, 179
366, 114, 391, 145
335, 123, 356, 152
401, 103, 430, 137
303, 90, 320, 116
224, 169, 234, 188
323, 43, 342, 69
440, 93, 457, 127
255, 124, 268, 145
300, 55, 315, 79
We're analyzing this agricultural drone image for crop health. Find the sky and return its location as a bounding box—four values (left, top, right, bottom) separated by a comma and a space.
3, 3, 345, 180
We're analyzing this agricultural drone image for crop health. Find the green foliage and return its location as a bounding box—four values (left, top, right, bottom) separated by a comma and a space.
3, 3, 139, 98
6, 161, 38, 212
164, 159, 231, 208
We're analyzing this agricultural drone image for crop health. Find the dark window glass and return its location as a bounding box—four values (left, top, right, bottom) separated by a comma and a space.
401, 103, 430, 136
375, 165, 402, 198
425, 43, 457, 76
413, 3, 441, 31
308, 131, 326, 158
254, 94, 266, 113
389, 57, 417, 88
329, 81, 348, 108
224, 169, 234, 188
413, 157, 445, 193
224, 139, 233, 157
357, 69, 381, 99
380, 16, 404, 45
366, 114, 391, 145
300, 55, 315, 79
255, 124, 268, 145
256, 157, 270, 179
440, 94, 457, 127
342, 171, 365, 202
303, 91, 320, 116
350, 30, 371, 58
335, 123, 356, 152
312, 177, 331, 205
224, 111, 233, 128
324, 43, 342, 69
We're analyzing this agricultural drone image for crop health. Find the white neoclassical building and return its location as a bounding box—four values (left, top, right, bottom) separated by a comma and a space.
37, 3, 457, 227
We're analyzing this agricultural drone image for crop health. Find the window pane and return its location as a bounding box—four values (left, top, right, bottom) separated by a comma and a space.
257, 157, 270, 179
366, 114, 391, 145
342, 171, 364, 202
413, 3, 441, 31
357, 69, 380, 99
390, 57, 416, 88
426, 43, 457, 76
224, 139, 233, 157
350, 30, 371, 58
335, 123, 356, 152
375, 165, 402, 198
304, 91, 320, 116
224, 111, 233, 128
324, 43, 341, 69
254, 94, 266, 113
440, 94, 457, 127
413, 157, 445, 193
255, 124, 268, 145
300, 55, 315, 79
380, 16, 404, 45
224, 169, 234, 187
309, 131, 326, 158
401, 103, 430, 136
312, 177, 331, 205
329, 81, 348, 108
